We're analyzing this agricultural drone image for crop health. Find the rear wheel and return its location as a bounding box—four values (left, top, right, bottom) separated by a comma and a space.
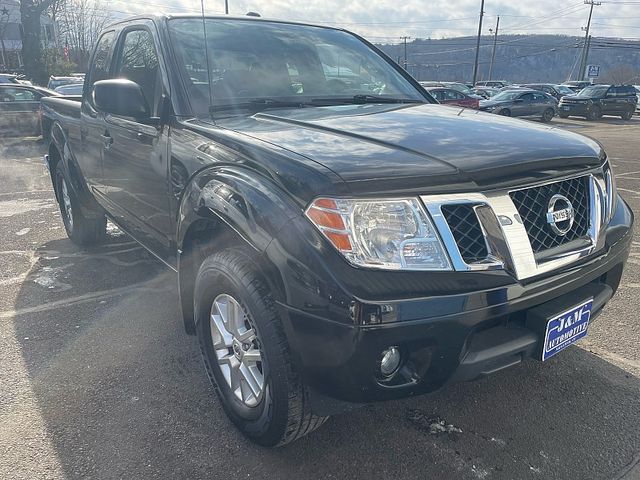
194, 249, 327, 446
55, 164, 106, 246
587, 105, 602, 121
621, 110, 633, 120
541, 108, 555, 122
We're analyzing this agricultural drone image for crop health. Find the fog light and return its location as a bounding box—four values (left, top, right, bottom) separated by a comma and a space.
380, 346, 402, 377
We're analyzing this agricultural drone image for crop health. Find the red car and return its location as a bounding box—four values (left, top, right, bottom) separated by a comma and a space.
425, 87, 481, 109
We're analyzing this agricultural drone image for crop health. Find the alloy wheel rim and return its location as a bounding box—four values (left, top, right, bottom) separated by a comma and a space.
209, 294, 265, 407
61, 178, 73, 230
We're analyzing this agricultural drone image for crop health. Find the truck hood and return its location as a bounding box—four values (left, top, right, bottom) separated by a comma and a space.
211, 103, 604, 195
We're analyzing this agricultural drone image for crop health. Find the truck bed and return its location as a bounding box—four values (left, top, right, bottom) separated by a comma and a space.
41, 95, 82, 141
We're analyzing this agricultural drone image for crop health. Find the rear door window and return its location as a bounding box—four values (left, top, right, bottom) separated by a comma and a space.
85, 31, 116, 109
0, 87, 38, 102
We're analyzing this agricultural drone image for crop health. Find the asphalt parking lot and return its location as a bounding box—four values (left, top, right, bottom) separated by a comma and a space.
1, 116, 639, 480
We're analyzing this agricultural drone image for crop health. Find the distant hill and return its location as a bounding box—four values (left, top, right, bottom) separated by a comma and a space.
376, 34, 640, 84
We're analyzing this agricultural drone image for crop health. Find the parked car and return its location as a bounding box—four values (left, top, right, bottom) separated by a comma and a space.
0, 84, 58, 136
558, 84, 638, 120
471, 86, 500, 99
42, 14, 632, 447
479, 89, 557, 121
0, 74, 21, 84
561, 81, 592, 93
419, 81, 472, 95
521, 83, 576, 101
425, 87, 480, 108
54, 83, 84, 95
475, 80, 510, 88
47, 76, 84, 90
635, 86, 640, 115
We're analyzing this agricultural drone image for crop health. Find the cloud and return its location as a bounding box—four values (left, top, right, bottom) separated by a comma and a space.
108, 0, 640, 41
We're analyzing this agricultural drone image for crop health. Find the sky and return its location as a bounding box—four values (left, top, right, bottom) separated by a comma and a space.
104, 0, 640, 43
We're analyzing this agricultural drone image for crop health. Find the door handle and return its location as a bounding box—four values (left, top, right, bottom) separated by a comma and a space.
101, 132, 113, 150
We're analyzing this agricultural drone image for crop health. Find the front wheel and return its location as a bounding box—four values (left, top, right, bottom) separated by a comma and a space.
499, 108, 511, 117
541, 108, 555, 123
194, 249, 327, 446
55, 164, 106, 246
587, 105, 602, 121
621, 110, 633, 120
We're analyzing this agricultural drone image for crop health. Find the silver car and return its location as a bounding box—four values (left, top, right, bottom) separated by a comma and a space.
479, 89, 558, 122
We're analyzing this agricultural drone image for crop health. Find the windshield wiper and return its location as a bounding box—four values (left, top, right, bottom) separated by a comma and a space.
210, 98, 306, 114
310, 94, 423, 105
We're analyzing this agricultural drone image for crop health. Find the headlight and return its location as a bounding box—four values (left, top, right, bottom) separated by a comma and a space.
305, 198, 452, 271
603, 161, 617, 223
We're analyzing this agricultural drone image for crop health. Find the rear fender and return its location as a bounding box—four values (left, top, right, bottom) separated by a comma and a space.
49, 121, 102, 216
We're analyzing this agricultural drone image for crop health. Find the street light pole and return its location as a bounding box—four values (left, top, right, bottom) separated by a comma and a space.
472, 0, 485, 85
225, 0, 229, 14
488, 16, 499, 81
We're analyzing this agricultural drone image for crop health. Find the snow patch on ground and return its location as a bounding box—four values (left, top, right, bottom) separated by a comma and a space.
15, 228, 30, 236
0, 199, 55, 217
407, 410, 463, 435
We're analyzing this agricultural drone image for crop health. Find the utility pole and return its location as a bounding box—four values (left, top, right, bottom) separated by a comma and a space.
224, 0, 229, 14
488, 16, 500, 81
400, 36, 411, 70
578, 0, 600, 80
472, 0, 485, 85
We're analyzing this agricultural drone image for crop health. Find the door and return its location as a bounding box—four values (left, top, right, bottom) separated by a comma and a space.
602, 87, 619, 115
79, 30, 117, 191
513, 92, 534, 116
100, 25, 173, 258
0, 86, 41, 135
531, 92, 550, 116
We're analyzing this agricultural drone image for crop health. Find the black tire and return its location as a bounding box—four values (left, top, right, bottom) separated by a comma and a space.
54, 164, 106, 246
621, 110, 633, 120
541, 108, 554, 123
587, 105, 602, 121
194, 249, 327, 446
499, 108, 511, 117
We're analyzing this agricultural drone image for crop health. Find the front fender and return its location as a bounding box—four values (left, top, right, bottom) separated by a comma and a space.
177, 166, 302, 253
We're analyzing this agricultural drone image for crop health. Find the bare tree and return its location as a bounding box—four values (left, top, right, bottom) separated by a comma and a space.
600, 64, 640, 85
55, 0, 112, 71
20, 0, 58, 83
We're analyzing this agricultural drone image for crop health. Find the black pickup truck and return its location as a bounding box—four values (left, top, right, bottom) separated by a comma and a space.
42, 14, 633, 446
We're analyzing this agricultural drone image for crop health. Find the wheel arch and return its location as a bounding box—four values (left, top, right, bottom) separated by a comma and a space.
176, 167, 295, 334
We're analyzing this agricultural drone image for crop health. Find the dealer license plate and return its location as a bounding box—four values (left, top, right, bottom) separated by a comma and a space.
542, 299, 593, 361
562, 106, 571, 110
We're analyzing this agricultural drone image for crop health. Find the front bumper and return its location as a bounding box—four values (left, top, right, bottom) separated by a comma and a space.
269, 196, 633, 411
558, 102, 591, 116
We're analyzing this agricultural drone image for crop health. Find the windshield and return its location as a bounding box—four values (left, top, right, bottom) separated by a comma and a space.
491, 91, 521, 101
577, 86, 608, 97
168, 19, 425, 115
555, 85, 574, 95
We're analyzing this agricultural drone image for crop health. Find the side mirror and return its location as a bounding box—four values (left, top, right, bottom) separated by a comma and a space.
93, 79, 150, 119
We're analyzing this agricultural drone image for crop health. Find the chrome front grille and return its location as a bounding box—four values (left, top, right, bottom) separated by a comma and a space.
440, 204, 488, 263
421, 167, 609, 280
510, 176, 590, 254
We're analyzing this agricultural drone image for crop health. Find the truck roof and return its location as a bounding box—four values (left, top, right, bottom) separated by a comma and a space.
104, 13, 344, 33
